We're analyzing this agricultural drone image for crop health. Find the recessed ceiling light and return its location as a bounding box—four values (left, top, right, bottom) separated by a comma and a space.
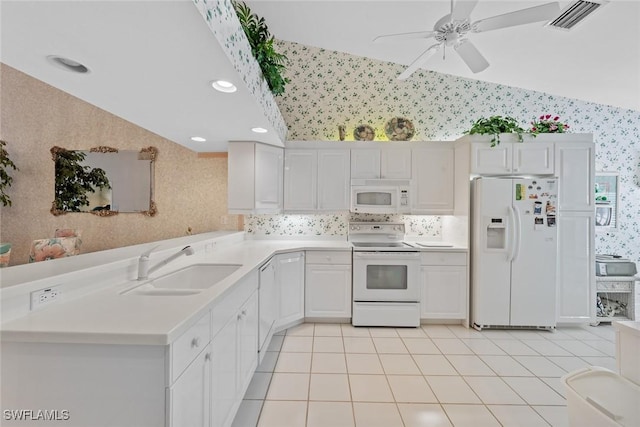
211, 80, 237, 93
46, 55, 90, 73
190, 136, 206, 142
251, 127, 268, 134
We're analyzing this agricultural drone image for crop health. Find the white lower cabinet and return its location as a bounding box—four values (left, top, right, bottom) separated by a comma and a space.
305, 251, 352, 319
420, 252, 468, 322
169, 345, 211, 427
557, 212, 595, 323
276, 251, 305, 328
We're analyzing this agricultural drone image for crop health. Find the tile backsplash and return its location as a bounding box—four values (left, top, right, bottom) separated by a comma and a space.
246, 213, 441, 238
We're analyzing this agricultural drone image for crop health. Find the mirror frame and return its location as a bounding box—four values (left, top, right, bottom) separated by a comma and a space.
50, 145, 158, 217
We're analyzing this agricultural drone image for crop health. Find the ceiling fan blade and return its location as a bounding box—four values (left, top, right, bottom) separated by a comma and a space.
473, 2, 561, 33
454, 39, 489, 73
373, 31, 436, 43
451, 0, 479, 22
398, 44, 441, 80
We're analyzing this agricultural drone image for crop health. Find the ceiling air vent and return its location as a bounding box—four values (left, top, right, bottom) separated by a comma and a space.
548, 0, 607, 30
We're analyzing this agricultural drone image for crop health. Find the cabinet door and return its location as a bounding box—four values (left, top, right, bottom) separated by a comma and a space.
284, 150, 317, 211
238, 292, 259, 394
227, 142, 255, 212
259, 259, 277, 354
420, 266, 467, 319
318, 150, 350, 211
412, 147, 454, 214
169, 346, 211, 427
276, 252, 305, 327
513, 143, 554, 174
351, 149, 381, 179
211, 317, 237, 427
470, 142, 512, 174
255, 144, 283, 212
555, 142, 595, 211
305, 264, 352, 318
557, 212, 595, 323
381, 149, 411, 179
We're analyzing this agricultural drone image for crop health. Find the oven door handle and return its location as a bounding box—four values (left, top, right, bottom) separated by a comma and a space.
353, 251, 420, 259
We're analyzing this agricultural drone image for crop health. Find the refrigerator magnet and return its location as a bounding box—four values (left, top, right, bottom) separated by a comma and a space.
547, 216, 556, 227
534, 201, 542, 214
535, 217, 544, 225
516, 184, 524, 200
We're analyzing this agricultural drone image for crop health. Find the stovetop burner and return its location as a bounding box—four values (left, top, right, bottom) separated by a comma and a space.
352, 242, 412, 248
348, 222, 417, 252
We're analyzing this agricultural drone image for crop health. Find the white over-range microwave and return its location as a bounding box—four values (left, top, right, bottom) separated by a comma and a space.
350, 179, 412, 214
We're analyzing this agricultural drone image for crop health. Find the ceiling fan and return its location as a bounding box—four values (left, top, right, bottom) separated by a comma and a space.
374, 0, 561, 79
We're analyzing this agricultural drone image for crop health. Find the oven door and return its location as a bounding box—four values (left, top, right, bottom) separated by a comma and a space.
353, 251, 421, 302
351, 187, 399, 214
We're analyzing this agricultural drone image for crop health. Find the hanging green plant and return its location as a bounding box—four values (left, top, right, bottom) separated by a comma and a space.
233, 1, 289, 96
51, 147, 111, 213
0, 140, 18, 207
465, 115, 525, 147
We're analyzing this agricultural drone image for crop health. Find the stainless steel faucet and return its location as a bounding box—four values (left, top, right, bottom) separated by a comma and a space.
137, 245, 195, 280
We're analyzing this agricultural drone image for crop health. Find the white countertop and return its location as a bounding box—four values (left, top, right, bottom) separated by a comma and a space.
615, 320, 640, 337
0, 238, 467, 346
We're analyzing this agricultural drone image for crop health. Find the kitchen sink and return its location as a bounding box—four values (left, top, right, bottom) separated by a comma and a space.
120, 263, 242, 295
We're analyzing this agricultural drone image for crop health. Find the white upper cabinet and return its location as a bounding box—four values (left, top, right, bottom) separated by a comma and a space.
228, 142, 283, 214
555, 142, 595, 211
412, 146, 454, 214
351, 149, 411, 179
513, 142, 554, 174
284, 150, 318, 211
471, 141, 554, 175
317, 150, 351, 210
284, 149, 350, 212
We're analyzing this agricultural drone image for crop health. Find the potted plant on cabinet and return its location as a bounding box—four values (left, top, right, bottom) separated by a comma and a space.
465, 115, 526, 147
529, 115, 570, 135
233, 1, 289, 96
0, 139, 18, 267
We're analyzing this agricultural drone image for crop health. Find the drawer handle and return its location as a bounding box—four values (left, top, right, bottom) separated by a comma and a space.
191, 337, 200, 348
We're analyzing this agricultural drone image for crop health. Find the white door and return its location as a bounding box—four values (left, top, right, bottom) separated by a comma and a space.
305, 264, 352, 318
351, 149, 381, 179
557, 211, 595, 323
381, 149, 411, 179
555, 142, 595, 211
318, 150, 350, 210
238, 292, 259, 394
277, 252, 305, 327
510, 178, 558, 327
169, 346, 211, 427
352, 252, 421, 302
420, 266, 467, 319
412, 147, 454, 214
470, 142, 512, 175
255, 144, 283, 212
471, 178, 512, 327
513, 143, 554, 174
210, 316, 237, 427
284, 150, 317, 211
258, 259, 277, 354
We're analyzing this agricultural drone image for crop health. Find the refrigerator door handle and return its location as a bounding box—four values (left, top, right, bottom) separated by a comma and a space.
512, 206, 521, 261
507, 206, 516, 262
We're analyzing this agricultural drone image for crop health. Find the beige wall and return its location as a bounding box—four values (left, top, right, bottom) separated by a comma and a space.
0, 64, 240, 266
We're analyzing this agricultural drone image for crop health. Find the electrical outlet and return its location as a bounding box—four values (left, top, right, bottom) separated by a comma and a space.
31, 286, 62, 310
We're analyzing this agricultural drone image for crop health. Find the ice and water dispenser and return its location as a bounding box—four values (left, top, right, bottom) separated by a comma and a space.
486, 217, 507, 250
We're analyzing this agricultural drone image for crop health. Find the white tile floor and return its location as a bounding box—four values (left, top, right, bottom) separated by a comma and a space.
231, 322, 618, 427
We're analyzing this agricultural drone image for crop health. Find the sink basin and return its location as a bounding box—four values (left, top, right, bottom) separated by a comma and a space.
150, 263, 242, 289
120, 263, 242, 296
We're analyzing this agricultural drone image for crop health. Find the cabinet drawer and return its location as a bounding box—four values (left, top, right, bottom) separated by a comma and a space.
171, 311, 211, 383
306, 250, 351, 265
421, 252, 467, 266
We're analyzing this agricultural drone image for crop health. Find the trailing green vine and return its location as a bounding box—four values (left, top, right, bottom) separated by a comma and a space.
466, 116, 525, 147
233, 1, 289, 96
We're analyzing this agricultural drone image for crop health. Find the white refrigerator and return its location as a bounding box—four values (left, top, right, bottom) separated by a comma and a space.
471, 177, 558, 330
